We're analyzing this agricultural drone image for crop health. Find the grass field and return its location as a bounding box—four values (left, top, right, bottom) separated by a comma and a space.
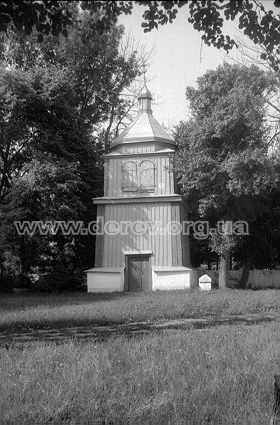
1, 289, 280, 331
1, 290, 280, 424
0, 323, 279, 425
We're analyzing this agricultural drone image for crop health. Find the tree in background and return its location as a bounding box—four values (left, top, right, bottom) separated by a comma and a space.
138, 0, 280, 71
0, 6, 143, 290
2, 1, 280, 69
0, 1, 73, 40
175, 63, 280, 288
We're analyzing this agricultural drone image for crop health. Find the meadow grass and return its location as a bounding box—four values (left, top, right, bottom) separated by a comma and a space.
0, 323, 279, 424
1, 289, 280, 331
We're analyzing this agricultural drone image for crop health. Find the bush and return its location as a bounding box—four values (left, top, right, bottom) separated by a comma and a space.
0, 275, 14, 292
14, 274, 32, 289
35, 268, 83, 292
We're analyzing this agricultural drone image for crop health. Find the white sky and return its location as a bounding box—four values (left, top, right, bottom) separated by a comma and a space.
118, 1, 276, 129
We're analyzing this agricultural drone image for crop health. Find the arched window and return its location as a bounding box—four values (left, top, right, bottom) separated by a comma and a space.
139, 160, 155, 192
121, 161, 138, 192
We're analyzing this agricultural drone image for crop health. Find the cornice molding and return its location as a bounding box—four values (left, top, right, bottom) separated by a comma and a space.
93, 195, 182, 205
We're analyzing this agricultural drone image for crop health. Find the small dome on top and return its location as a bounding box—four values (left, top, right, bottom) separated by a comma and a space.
138, 82, 152, 113
111, 77, 175, 148
138, 84, 152, 100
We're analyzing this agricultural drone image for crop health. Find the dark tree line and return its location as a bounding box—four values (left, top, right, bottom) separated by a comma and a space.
175, 63, 280, 287
0, 4, 142, 290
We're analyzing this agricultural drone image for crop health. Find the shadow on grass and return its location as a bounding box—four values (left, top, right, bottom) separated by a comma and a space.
0, 290, 131, 309
0, 291, 154, 332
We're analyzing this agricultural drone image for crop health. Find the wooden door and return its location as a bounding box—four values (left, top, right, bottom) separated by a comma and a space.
126, 255, 151, 291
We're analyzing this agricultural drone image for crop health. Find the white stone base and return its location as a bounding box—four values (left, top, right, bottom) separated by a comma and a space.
86, 267, 124, 293
152, 266, 193, 291
86, 266, 193, 293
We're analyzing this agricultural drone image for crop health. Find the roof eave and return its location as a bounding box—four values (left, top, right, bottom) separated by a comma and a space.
112, 136, 175, 147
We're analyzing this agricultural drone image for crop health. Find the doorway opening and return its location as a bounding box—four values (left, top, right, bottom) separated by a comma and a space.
125, 254, 152, 291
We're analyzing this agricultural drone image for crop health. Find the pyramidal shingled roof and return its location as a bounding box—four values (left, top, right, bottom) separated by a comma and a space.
112, 85, 175, 147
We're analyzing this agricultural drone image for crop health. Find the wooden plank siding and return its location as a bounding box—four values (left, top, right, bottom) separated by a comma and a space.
94, 205, 104, 266
100, 202, 182, 268
181, 201, 191, 267
171, 204, 182, 266
105, 154, 175, 197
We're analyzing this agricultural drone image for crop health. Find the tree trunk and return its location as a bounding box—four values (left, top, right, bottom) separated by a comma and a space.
218, 253, 229, 288
238, 260, 250, 289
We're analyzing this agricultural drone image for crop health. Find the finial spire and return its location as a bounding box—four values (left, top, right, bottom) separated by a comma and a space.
138, 70, 152, 113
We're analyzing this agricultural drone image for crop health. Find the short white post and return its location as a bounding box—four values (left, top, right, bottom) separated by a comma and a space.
198, 274, 212, 291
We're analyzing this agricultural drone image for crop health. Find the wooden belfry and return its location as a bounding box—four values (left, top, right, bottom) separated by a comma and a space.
86, 83, 192, 292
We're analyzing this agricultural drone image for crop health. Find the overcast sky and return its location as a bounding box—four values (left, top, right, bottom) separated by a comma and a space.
118, 1, 275, 128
